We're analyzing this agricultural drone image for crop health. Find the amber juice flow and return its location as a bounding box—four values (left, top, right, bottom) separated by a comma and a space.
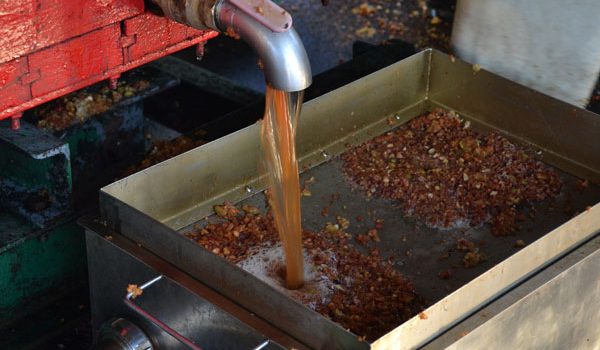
260, 87, 305, 289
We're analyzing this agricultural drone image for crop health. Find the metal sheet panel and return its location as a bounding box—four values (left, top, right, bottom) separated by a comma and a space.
372, 204, 600, 350
446, 240, 600, 350
102, 50, 430, 230
99, 50, 600, 349
84, 223, 300, 349
423, 231, 600, 350
451, 0, 600, 107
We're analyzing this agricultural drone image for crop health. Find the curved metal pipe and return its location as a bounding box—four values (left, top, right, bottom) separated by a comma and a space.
150, 0, 312, 92
215, 1, 312, 92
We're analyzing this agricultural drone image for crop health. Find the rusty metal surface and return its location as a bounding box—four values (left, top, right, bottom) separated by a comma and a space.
100, 50, 600, 349
150, 0, 220, 30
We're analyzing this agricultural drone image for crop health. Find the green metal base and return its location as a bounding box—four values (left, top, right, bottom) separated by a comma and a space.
0, 212, 87, 324
0, 279, 90, 350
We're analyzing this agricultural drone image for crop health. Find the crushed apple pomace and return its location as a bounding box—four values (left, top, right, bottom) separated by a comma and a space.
186, 203, 424, 341
127, 284, 143, 299
341, 108, 562, 233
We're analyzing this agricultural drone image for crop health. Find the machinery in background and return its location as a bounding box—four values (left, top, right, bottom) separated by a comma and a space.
452, 0, 600, 107
0, 34, 415, 347
0, 1, 312, 347
1, 3, 216, 331
0, 0, 310, 228
0, 0, 217, 130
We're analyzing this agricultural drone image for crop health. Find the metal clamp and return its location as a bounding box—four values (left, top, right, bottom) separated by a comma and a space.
124, 275, 271, 350
226, 0, 292, 33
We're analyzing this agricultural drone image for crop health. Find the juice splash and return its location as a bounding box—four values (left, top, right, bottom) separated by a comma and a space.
261, 86, 304, 289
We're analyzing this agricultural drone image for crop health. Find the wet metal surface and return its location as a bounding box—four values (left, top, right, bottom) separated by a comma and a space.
184, 152, 600, 309
84, 221, 305, 350
100, 50, 600, 349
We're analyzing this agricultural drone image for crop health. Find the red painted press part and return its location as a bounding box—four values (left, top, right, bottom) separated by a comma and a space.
0, 0, 219, 127
10, 113, 22, 130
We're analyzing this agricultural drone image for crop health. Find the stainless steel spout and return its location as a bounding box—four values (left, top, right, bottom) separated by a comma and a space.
150, 0, 312, 92
215, 0, 312, 92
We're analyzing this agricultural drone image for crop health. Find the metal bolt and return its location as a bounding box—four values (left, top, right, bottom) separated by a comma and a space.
10, 113, 22, 130
108, 75, 120, 90
195, 43, 205, 61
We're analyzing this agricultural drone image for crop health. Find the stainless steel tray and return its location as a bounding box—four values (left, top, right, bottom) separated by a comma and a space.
99, 49, 600, 349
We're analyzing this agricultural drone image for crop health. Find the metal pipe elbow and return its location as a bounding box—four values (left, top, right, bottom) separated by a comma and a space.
150, 0, 312, 92
215, 1, 312, 92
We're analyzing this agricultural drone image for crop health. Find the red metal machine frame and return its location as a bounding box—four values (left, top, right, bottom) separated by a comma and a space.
0, 1, 219, 129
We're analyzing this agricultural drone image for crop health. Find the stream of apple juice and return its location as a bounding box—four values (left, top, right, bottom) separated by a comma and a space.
261, 86, 305, 289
